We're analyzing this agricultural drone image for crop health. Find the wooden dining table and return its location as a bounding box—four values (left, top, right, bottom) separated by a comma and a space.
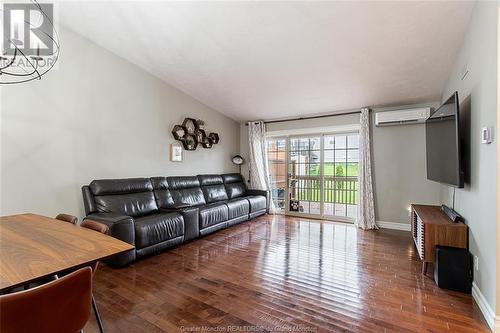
0, 213, 134, 292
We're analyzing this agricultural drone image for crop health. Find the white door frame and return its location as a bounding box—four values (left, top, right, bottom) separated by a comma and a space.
267, 128, 360, 223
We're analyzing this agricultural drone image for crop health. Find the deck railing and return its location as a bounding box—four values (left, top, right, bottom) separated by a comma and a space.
271, 175, 358, 206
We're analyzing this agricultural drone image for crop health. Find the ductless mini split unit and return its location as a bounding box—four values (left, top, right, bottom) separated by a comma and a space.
375, 108, 430, 126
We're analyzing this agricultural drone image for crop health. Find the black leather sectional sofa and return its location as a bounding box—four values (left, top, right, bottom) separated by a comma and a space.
81, 173, 268, 266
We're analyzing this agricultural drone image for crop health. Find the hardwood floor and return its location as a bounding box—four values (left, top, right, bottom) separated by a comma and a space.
84, 215, 489, 333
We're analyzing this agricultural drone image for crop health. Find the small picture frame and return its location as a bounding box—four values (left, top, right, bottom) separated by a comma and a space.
171, 143, 183, 162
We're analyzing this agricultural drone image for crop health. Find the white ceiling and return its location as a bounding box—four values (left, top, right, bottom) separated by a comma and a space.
58, 1, 474, 122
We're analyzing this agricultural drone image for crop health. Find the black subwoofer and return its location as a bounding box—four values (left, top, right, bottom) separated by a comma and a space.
434, 245, 472, 293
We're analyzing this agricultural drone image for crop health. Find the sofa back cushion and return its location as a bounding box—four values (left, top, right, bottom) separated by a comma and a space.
167, 176, 206, 207
198, 175, 228, 203
150, 177, 175, 209
222, 173, 247, 199
89, 178, 157, 217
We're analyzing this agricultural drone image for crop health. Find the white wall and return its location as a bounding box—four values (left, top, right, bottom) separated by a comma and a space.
440, 1, 498, 314
372, 103, 442, 224
0, 26, 240, 219
239, 102, 442, 225
497, 5, 500, 317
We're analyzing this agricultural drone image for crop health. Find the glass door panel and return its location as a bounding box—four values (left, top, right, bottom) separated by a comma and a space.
288, 135, 322, 216
323, 134, 359, 220
266, 137, 286, 213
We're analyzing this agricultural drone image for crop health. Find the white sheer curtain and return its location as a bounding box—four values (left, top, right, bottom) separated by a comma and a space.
248, 121, 275, 213
356, 108, 378, 230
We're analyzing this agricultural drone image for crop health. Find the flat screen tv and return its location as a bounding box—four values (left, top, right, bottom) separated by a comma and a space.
426, 92, 464, 188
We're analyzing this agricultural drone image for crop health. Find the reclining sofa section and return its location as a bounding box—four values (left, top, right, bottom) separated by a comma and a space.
81, 173, 268, 267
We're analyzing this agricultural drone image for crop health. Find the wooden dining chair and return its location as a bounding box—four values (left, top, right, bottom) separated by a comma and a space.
53, 215, 108, 333
23, 214, 81, 290
0, 267, 92, 333
55, 213, 78, 225
80, 218, 109, 333
81, 219, 109, 234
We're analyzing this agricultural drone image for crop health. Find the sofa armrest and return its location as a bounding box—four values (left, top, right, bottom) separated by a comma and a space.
84, 213, 136, 267
160, 207, 200, 241
81, 185, 96, 215
246, 189, 270, 213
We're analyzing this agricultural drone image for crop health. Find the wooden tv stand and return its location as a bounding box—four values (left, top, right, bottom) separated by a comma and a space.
411, 204, 468, 275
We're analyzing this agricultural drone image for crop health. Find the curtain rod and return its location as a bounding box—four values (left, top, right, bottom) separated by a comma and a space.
245, 109, 364, 126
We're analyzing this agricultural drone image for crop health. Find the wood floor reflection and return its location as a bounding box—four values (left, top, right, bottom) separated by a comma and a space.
85, 215, 489, 333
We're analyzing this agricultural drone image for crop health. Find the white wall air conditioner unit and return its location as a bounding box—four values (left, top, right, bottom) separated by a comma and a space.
375, 108, 431, 127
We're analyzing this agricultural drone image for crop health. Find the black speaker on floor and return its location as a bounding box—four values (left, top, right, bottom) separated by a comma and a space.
434, 245, 472, 293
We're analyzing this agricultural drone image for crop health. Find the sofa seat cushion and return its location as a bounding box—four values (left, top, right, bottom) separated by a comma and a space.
245, 195, 267, 213
226, 198, 250, 219
199, 203, 229, 229
134, 212, 184, 249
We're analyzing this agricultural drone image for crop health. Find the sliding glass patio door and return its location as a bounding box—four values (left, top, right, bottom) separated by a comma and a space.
322, 134, 359, 220
267, 132, 359, 222
288, 135, 322, 216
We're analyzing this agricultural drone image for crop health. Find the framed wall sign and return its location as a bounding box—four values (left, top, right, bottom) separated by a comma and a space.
171, 143, 183, 162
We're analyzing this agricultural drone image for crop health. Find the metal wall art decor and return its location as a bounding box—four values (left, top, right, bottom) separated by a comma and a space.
208, 133, 220, 144
171, 118, 220, 151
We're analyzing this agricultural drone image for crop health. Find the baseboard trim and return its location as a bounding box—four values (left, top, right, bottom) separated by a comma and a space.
472, 281, 500, 332
376, 220, 411, 231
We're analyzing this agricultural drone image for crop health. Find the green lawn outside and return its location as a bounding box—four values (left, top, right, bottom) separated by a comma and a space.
308, 163, 359, 177
297, 189, 358, 204
276, 163, 359, 205
296, 163, 359, 204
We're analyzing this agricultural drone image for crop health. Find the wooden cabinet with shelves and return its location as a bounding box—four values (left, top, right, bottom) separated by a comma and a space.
410, 204, 468, 274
